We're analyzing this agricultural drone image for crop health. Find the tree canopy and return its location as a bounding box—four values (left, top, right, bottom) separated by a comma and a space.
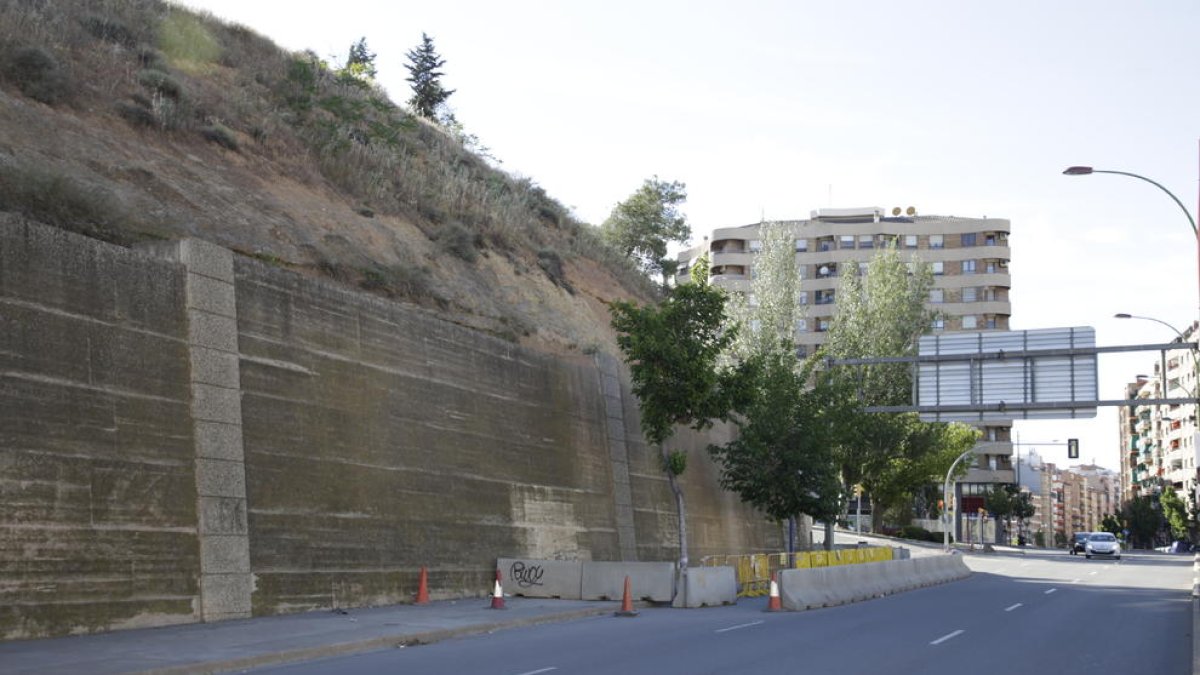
610, 281, 753, 570
822, 241, 976, 528
601, 177, 690, 287
404, 33, 454, 119
344, 37, 377, 82
709, 353, 843, 527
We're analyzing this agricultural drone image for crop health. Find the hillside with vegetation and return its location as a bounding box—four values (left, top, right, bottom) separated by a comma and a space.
0, 0, 658, 353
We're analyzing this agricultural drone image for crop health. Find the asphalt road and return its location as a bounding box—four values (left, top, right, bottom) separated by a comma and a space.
249, 548, 1194, 675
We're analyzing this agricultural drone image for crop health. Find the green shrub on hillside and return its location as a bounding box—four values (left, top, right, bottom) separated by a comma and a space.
201, 122, 238, 151
436, 222, 480, 263
5, 46, 70, 105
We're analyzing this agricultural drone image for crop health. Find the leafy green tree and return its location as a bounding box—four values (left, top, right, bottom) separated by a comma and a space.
610, 281, 753, 574
1100, 513, 1122, 537
344, 37, 377, 82
727, 220, 803, 361
601, 177, 690, 287
1012, 490, 1035, 540
822, 241, 971, 531
708, 354, 842, 548
1121, 496, 1162, 549
1161, 487, 1189, 540
404, 33, 454, 119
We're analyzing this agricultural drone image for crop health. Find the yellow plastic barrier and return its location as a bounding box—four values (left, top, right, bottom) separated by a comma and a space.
702, 546, 895, 597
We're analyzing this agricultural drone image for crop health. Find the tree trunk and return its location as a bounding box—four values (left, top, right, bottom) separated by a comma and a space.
824, 520, 834, 551
662, 444, 688, 603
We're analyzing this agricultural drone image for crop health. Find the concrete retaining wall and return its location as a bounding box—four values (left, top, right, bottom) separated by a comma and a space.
0, 219, 782, 639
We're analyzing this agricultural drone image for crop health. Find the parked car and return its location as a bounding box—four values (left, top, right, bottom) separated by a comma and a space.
1070, 532, 1090, 555
1085, 532, 1121, 559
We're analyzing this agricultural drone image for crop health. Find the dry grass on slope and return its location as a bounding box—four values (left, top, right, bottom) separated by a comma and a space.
0, 0, 658, 352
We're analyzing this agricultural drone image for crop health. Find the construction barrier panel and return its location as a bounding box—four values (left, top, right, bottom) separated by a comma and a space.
581, 562, 675, 602
673, 566, 738, 608
702, 547, 896, 597
778, 553, 970, 611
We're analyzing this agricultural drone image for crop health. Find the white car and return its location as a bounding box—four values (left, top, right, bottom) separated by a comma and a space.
1085, 532, 1121, 560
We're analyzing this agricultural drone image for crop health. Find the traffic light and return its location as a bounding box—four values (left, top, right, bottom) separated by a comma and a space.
1067, 438, 1079, 459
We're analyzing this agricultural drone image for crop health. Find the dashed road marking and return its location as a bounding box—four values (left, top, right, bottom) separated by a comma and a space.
1045, 588, 1058, 595
1004, 603, 1022, 612
515, 668, 558, 675
716, 620, 764, 633
930, 629, 964, 645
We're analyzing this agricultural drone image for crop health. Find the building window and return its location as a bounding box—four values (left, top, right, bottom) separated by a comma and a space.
797, 319, 807, 333
963, 259, 977, 274
962, 315, 978, 329
815, 289, 835, 305
840, 235, 855, 249
985, 233, 998, 246
816, 319, 830, 332
932, 261, 944, 275
858, 262, 869, 276
930, 234, 944, 249
795, 238, 808, 252
749, 239, 762, 253
799, 291, 808, 305
817, 264, 836, 278
748, 293, 758, 307
986, 315, 998, 329
859, 235, 874, 249
932, 318, 945, 331
962, 286, 977, 303
818, 238, 833, 252
930, 288, 944, 303
961, 233, 977, 246
905, 234, 918, 249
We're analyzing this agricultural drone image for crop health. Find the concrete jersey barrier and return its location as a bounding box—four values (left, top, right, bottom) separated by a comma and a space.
779, 553, 969, 611
497, 559, 583, 599
581, 561, 676, 602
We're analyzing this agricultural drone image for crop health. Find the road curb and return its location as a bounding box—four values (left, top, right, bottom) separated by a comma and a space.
127, 605, 616, 675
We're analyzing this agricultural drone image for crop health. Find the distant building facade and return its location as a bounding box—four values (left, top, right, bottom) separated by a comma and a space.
1118, 323, 1198, 513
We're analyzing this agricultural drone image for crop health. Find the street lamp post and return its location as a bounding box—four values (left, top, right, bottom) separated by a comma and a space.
943, 448, 977, 551
1065, 162, 1200, 524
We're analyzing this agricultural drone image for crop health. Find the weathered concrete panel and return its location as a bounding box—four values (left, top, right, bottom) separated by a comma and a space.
673, 566, 738, 608
496, 558, 583, 599
0, 220, 201, 640
581, 561, 675, 602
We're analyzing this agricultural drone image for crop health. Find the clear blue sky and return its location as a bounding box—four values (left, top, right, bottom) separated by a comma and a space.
178, 0, 1200, 472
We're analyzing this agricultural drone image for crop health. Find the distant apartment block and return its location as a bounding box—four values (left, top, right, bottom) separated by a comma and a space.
676, 206, 1013, 539
1021, 452, 1120, 546
1118, 324, 1198, 510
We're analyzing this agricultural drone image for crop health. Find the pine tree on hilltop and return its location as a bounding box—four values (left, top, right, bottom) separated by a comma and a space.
345, 37, 377, 81
404, 33, 454, 120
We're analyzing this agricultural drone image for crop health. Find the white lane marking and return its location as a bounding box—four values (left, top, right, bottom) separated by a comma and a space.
515, 668, 558, 675
1044, 588, 1058, 595
715, 620, 765, 633
930, 629, 964, 646
1004, 603, 1022, 612
1089, 571, 1098, 576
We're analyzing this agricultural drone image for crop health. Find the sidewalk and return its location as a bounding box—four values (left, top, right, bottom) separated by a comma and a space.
0, 597, 618, 675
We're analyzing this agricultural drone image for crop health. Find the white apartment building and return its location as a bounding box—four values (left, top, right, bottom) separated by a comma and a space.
1119, 327, 1199, 510
676, 206, 1013, 540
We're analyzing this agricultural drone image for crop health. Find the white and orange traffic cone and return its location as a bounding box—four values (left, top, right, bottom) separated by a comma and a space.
615, 575, 638, 617
490, 569, 507, 610
414, 566, 430, 605
765, 572, 782, 612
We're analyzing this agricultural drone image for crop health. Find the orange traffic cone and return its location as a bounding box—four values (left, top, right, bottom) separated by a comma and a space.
490, 569, 506, 610
765, 572, 782, 612
414, 566, 430, 605
615, 575, 639, 617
